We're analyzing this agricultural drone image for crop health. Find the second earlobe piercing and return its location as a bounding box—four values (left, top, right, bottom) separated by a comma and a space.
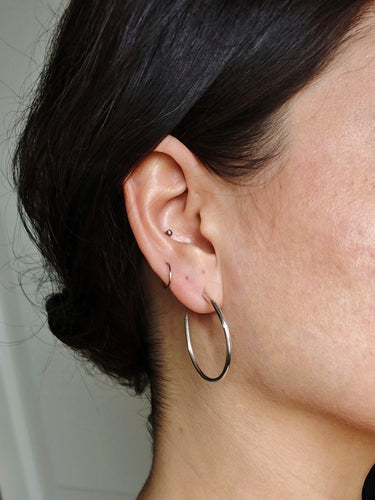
162, 231, 173, 288
163, 262, 172, 289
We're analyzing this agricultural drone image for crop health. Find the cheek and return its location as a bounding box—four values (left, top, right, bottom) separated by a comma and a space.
300, 155, 375, 285
231, 153, 375, 426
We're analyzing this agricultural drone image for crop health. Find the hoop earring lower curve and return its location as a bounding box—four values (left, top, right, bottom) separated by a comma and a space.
184, 291, 232, 382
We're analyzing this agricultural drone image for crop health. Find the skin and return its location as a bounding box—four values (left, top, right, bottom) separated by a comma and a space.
123, 8, 375, 500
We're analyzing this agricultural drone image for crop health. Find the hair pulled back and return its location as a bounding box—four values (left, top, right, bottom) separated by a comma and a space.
11, 0, 371, 436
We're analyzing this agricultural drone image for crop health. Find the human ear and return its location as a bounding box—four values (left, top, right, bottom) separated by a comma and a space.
122, 134, 223, 314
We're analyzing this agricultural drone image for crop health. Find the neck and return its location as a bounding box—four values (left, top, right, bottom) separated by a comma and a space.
138, 273, 375, 499
139, 376, 375, 500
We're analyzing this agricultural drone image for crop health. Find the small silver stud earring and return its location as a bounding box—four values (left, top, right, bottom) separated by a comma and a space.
165, 229, 173, 236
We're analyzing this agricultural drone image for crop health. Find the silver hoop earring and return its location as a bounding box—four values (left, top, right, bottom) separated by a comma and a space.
184, 291, 231, 382
163, 262, 172, 289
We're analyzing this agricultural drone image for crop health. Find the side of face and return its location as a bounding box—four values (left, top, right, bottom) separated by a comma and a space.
226, 10, 375, 428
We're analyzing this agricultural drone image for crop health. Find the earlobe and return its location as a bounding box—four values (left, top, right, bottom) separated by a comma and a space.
122, 135, 223, 314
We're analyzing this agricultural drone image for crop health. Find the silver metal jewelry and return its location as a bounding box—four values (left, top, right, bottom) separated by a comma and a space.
165, 229, 173, 236
162, 262, 172, 289
184, 291, 231, 382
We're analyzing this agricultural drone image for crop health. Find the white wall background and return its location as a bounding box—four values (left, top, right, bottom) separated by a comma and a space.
0, 1, 153, 499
